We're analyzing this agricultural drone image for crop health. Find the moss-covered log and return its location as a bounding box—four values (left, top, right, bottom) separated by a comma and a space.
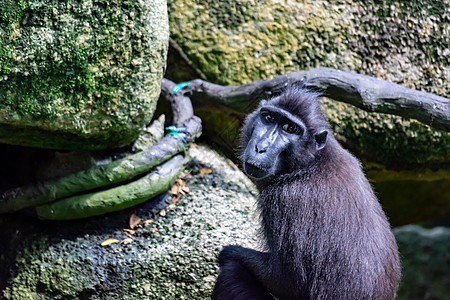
0, 135, 183, 213
29, 84, 201, 219
35, 154, 188, 220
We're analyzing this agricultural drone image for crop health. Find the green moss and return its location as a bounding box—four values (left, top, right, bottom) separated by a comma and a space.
0, 0, 31, 76
0, 0, 168, 149
167, 0, 449, 166
1, 47, 118, 118
321, 98, 450, 166
168, 0, 358, 85
0, 0, 30, 28
2, 236, 102, 299
0, 1, 122, 118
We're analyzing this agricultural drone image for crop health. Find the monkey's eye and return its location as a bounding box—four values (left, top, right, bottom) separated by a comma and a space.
282, 123, 297, 133
265, 114, 276, 123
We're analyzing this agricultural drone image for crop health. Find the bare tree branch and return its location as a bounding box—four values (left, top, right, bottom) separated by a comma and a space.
171, 67, 449, 131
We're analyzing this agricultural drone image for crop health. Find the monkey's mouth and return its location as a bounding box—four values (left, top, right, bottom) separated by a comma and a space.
243, 162, 270, 179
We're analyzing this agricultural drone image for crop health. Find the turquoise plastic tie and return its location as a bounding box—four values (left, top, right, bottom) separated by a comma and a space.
166, 126, 187, 148
172, 81, 190, 94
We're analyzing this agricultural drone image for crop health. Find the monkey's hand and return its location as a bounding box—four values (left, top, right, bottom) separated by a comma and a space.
216, 246, 275, 299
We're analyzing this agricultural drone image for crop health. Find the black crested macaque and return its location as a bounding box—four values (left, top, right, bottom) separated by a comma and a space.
212, 87, 401, 300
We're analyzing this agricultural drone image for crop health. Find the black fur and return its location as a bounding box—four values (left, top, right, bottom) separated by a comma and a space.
212, 87, 401, 300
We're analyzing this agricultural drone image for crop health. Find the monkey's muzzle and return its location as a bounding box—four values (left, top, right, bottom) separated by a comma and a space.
243, 161, 271, 179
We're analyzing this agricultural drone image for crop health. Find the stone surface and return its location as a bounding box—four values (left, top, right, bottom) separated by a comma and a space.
0, 0, 169, 149
166, 0, 449, 168
1, 144, 259, 299
1, 145, 446, 299
394, 225, 450, 300
167, 0, 449, 96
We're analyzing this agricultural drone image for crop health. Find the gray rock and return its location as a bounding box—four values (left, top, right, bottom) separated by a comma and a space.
0, 0, 169, 150
2, 145, 445, 299
394, 225, 450, 300
1, 144, 259, 299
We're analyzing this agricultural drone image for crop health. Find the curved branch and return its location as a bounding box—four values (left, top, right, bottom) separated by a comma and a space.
161, 78, 202, 141
172, 67, 449, 131
0, 132, 183, 213
36, 154, 188, 220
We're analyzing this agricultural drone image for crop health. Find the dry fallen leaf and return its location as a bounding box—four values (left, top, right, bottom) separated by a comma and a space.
152, 228, 158, 232
170, 184, 179, 195
129, 212, 141, 229
199, 168, 212, 174
170, 176, 190, 203
101, 238, 120, 246
172, 196, 181, 205
120, 238, 133, 245
144, 219, 153, 224
123, 229, 135, 235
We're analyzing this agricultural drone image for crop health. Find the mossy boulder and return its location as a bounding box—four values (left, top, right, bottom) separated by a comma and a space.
166, 0, 449, 168
167, 0, 448, 95
0, 0, 169, 149
165, 0, 449, 224
1, 145, 259, 299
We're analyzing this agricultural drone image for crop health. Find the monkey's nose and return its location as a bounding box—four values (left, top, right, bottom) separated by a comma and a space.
255, 144, 266, 153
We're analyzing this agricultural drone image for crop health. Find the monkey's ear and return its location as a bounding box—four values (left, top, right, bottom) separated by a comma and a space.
315, 130, 328, 150
258, 100, 268, 107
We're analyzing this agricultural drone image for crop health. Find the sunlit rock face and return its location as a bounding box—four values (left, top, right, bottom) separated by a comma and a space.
0, 0, 169, 150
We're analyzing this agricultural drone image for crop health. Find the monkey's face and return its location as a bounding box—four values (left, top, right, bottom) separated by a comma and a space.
241, 87, 330, 180
242, 105, 308, 179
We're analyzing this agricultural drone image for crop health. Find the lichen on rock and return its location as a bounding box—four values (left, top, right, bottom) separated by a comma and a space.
166, 0, 449, 168
321, 98, 450, 167
0, 0, 169, 149
168, 0, 359, 85
1, 145, 259, 299
168, 0, 449, 96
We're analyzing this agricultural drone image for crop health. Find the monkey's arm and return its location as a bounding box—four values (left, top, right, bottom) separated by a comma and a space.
212, 245, 275, 300
218, 245, 277, 290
